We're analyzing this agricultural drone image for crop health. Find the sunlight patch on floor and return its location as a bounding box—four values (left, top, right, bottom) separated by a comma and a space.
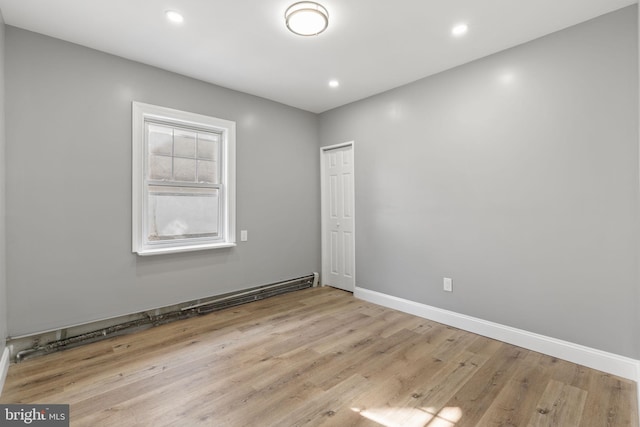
351, 406, 462, 427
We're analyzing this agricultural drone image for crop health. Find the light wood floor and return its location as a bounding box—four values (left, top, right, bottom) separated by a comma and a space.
1, 287, 637, 426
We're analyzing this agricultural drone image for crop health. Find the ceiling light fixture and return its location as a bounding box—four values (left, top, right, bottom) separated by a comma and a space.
329, 79, 340, 88
451, 23, 468, 36
165, 10, 184, 24
285, 2, 329, 36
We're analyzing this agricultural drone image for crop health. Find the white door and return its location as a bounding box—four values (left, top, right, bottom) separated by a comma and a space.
321, 142, 355, 292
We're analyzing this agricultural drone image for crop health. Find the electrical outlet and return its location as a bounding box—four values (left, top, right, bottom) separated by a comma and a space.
443, 277, 453, 292
240, 230, 248, 242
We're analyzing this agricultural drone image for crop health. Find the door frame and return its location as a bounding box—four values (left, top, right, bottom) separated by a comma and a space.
320, 141, 355, 290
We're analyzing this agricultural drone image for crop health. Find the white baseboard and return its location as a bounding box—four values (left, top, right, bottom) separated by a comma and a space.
0, 346, 10, 397
355, 286, 640, 382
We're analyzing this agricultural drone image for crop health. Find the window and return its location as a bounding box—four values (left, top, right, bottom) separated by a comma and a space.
132, 102, 236, 255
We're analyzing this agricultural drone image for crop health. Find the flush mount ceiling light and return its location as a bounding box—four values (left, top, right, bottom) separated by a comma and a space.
285, 2, 329, 36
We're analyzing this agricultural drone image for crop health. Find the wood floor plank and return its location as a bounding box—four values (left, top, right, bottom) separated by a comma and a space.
289, 374, 370, 427
443, 343, 529, 425
581, 371, 639, 427
343, 335, 499, 419
475, 350, 558, 426
527, 379, 588, 427
1, 286, 637, 427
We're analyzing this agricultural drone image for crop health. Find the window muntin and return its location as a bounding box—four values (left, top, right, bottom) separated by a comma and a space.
147, 124, 220, 184
133, 102, 236, 255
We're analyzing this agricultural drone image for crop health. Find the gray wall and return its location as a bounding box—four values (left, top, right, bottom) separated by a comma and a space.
319, 6, 639, 358
0, 12, 6, 351
5, 27, 320, 337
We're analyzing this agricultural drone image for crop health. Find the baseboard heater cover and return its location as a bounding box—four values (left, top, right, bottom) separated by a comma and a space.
11, 274, 318, 363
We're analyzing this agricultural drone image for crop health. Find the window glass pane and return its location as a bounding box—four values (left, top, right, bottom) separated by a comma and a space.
197, 133, 219, 160
147, 186, 219, 240
197, 160, 218, 184
148, 124, 173, 156
174, 158, 196, 182
174, 130, 196, 158
149, 155, 172, 180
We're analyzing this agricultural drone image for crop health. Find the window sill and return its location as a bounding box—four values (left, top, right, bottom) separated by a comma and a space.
135, 242, 237, 256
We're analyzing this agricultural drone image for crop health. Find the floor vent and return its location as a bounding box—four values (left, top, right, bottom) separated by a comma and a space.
11, 274, 317, 363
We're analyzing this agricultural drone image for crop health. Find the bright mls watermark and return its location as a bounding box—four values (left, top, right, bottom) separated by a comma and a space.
0, 405, 69, 426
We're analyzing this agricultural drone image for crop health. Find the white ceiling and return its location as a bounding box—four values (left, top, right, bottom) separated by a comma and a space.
0, 0, 636, 113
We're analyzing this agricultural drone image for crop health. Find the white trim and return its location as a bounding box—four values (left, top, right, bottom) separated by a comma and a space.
0, 346, 10, 397
322, 141, 354, 152
135, 242, 236, 256
320, 141, 356, 292
637, 361, 640, 422
637, 360, 640, 423
355, 286, 640, 381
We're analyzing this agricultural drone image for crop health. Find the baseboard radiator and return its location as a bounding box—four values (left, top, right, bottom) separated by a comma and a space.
10, 273, 318, 363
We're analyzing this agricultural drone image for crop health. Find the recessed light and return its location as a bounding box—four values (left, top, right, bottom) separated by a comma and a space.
451, 23, 468, 36
329, 80, 340, 88
165, 10, 184, 24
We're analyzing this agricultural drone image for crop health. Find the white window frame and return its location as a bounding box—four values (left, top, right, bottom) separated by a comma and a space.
132, 101, 236, 256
